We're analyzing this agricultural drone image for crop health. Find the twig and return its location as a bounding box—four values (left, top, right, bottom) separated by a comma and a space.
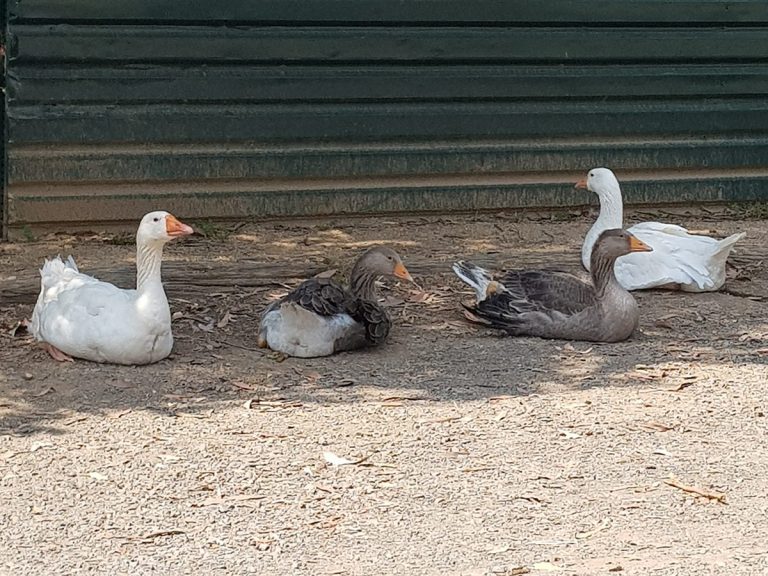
664, 477, 726, 503
216, 339, 264, 353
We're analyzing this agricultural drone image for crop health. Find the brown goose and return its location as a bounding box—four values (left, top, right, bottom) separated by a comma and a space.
453, 229, 652, 342
258, 246, 413, 357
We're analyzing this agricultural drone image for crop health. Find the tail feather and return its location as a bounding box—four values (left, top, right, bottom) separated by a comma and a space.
40, 254, 79, 276
713, 232, 745, 258
452, 261, 498, 301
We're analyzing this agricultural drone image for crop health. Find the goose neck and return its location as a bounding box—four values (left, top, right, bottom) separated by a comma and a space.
590, 251, 620, 298
136, 241, 165, 293
350, 263, 379, 301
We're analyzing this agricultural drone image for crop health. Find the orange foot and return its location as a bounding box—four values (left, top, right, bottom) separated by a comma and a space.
43, 343, 74, 362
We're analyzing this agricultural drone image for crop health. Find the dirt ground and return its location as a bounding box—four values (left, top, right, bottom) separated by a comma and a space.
1, 206, 767, 576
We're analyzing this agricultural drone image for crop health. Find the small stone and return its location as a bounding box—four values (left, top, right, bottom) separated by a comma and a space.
23, 373, 34, 381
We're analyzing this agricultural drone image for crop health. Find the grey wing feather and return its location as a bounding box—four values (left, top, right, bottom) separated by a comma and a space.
499, 270, 597, 314
273, 277, 391, 345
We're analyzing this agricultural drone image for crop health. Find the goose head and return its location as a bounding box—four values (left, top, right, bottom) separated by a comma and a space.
356, 246, 413, 283
593, 228, 653, 262
136, 211, 194, 246
575, 167, 625, 209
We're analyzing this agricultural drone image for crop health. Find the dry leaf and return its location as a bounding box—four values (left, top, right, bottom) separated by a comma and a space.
667, 381, 695, 392
30, 387, 55, 398
558, 429, 580, 440
88, 471, 108, 481
314, 269, 338, 279
664, 476, 726, 503
194, 494, 265, 508
323, 451, 354, 467
140, 529, 186, 541
532, 561, 562, 572
30, 441, 53, 452
174, 410, 213, 419
652, 448, 672, 457
217, 312, 233, 328
641, 421, 673, 432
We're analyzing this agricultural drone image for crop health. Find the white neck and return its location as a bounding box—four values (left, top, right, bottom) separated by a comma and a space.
582, 181, 624, 270
136, 241, 165, 293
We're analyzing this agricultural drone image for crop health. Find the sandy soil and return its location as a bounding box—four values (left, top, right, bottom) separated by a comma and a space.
1, 207, 767, 576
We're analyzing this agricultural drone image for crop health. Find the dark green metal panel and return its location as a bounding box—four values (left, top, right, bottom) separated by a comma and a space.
4, 1, 768, 234
11, 0, 768, 24
9, 100, 768, 144
12, 25, 768, 63
13, 64, 768, 104
11, 138, 768, 184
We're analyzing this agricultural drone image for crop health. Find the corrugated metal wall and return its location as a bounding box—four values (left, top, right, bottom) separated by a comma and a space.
4, 1, 768, 236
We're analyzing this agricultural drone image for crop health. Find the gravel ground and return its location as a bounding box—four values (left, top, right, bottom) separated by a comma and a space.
1, 208, 766, 576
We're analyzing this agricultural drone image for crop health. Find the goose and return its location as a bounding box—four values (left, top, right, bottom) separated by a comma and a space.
453, 229, 652, 342
578, 167, 745, 292
29, 211, 194, 364
258, 246, 413, 358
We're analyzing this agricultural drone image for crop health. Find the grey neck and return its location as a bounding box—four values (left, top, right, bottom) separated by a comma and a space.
590, 250, 620, 298
350, 262, 380, 301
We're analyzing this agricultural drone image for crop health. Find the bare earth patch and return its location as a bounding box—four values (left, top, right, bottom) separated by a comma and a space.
1, 208, 767, 576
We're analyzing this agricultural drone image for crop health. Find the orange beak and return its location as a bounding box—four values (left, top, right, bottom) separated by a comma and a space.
165, 214, 194, 237
629, 235, 653, 253
393, 262, 414, 283
574, 178, 588, 190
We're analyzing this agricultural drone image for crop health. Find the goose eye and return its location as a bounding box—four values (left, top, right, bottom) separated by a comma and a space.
153, 217, 159, 222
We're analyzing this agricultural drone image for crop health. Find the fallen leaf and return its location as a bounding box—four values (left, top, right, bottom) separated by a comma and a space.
88, 471, 108, 481
314, 269, 338, 279
194, 494, 265, 508
30, 441, 53, 452
173, 410, 213, 419
64, 416, 88, 426
653, 448, 672, 457
140, 529, 186, 541
558, 429, 581, 440
667, 381, 695, 392
9, 320, 29, 337
664, 476, 726, 503
217, 312, 233, 328
323, 451, 354, 466
641, 421, 673, 432
532, 561, 562, 572
322, 450, 378, 467
30, 387, 55, 398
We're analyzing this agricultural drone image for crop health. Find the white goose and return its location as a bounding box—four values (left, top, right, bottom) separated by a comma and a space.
29, 211, 194, 364
577, 168, 745, 292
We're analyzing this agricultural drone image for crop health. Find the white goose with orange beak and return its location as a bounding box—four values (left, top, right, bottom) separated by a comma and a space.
577, 168, 745, 292
29, 211, 194, 364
